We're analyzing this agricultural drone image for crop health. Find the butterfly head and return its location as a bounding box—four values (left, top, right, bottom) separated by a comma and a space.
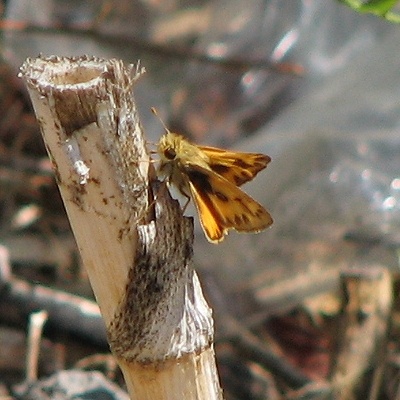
158, 131, 182, 162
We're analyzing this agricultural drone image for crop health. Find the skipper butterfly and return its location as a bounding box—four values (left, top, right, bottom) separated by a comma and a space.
155, 111, 273, 243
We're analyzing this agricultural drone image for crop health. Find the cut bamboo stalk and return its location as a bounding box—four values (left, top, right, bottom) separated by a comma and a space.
19, 55, 222, 400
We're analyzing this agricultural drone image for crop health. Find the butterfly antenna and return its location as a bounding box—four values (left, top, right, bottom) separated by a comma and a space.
151, 107, 170, 134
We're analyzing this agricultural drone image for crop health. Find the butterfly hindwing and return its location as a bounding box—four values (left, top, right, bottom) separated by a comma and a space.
185, 164, 273, 242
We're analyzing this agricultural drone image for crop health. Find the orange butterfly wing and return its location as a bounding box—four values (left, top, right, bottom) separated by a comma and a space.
198, 146, 271, 186
185, 164, 273, 243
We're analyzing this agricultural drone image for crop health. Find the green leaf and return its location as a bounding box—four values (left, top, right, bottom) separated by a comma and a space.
338, 0, 400, 22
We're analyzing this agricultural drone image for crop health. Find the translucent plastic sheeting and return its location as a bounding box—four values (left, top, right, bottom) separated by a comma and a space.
4, 0, 394, 143
194, 28, 400, 315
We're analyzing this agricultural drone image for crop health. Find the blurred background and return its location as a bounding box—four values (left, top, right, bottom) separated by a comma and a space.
1, 1, 400, 399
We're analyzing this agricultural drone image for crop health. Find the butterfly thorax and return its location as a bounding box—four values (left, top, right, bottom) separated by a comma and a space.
157, 132, 211, 197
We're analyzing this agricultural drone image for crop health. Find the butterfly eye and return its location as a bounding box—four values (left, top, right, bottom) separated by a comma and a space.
164, 147, 176, 160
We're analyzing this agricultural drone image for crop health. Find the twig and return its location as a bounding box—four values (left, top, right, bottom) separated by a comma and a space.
26, 310, 48, 382
0, 272, 106, 347
330, 267, 392, 398
220, 315, 311, 390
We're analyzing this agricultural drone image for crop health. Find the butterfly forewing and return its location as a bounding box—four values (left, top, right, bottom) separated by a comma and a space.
199, 146, 271, 186
185, 164, 273, 242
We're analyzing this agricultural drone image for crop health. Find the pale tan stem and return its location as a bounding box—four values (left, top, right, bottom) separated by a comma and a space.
19, 56, 222, 400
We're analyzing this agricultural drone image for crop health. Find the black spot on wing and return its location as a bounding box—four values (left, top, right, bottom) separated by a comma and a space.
255, 154, 270, 163
242, 214, 250, 223
255, 207, 265, 217
186, 167, 230, 202
234, 196, 252, 213
185, 166, 225, 225
215, 191, 229, 202
186, 168, 213, 194
234, 215, 242, 225
209, 164, 230, 175
233, 159, 252, 169
233, 176, 241, 185
233, 170, 253, 185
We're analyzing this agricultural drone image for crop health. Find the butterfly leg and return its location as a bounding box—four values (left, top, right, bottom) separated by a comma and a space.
182, 194, 191, 213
